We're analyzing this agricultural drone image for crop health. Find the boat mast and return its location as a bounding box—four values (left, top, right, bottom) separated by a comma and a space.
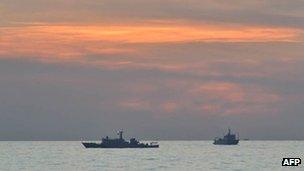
118, 130, 123, 140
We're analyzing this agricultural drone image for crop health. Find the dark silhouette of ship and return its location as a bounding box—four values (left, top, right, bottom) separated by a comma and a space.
213, 128, 239, 145
82, 130, 159, 148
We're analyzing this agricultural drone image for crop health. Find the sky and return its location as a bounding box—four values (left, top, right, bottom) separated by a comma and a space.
1, 0, 304, 140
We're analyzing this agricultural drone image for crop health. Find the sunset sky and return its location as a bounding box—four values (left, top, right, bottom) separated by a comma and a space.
1, 0, 304, 140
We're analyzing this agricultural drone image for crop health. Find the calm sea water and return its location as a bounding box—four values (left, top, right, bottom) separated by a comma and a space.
0, 141, 303, 171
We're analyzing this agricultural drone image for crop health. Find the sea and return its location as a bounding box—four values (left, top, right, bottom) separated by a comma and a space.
0, 141, 303, 171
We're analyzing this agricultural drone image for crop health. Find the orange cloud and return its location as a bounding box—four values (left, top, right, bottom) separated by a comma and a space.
193, 82, 281, 103
162, 102, 179, 113
189, 81, 282, 116
0, 22, 301, 62
194, 82, 245, 102
118, 99, 151, 111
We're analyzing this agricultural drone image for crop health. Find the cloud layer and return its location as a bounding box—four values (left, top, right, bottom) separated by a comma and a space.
0, 0, 304, 140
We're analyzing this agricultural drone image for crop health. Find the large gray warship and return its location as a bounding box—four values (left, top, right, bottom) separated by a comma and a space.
82, 130, 159, 148
213, 129, 239, 145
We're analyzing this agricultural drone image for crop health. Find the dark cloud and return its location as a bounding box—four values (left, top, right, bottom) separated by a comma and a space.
1, 42, 304, 140
1, 1, 304, 140
1, 0, 304, 28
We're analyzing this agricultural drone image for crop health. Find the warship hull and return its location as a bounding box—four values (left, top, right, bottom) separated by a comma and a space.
82, 142, 159, 148
213, 140, 239, 145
